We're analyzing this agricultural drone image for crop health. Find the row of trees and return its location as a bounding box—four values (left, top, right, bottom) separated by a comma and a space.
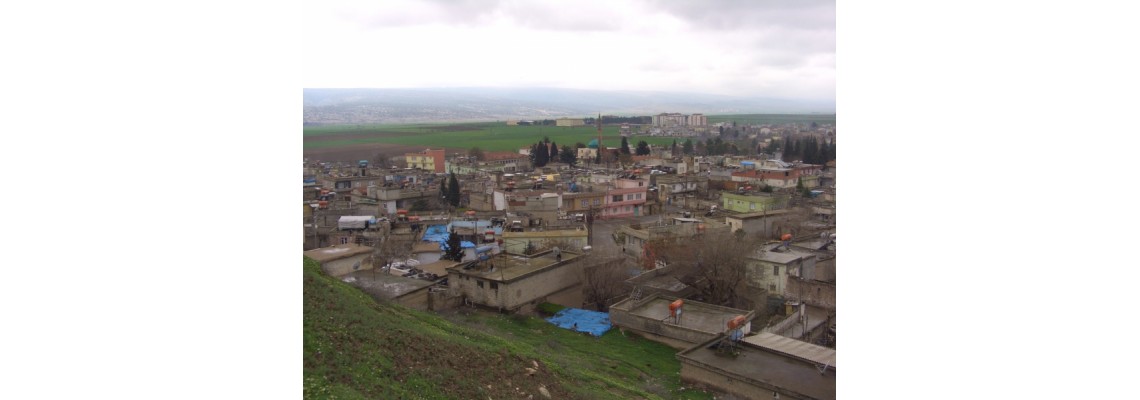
780, 136, 836, 164
438, 172, 460, 207
529, 138, 579, 167
616, 137, 653, 156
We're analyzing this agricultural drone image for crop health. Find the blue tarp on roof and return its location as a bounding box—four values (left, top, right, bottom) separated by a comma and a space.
422, 225, 450, 243
546, 308, 612, 337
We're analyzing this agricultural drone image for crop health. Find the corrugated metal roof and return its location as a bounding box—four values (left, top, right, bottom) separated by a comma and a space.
744, 332, 836, 368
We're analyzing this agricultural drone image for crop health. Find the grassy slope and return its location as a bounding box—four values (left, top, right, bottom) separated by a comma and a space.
303, 257, 712, 400
303, 123, 683, 152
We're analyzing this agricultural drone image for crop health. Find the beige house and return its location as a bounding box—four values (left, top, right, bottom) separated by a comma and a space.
446, 250, 584, 313
303, 243, 374, 277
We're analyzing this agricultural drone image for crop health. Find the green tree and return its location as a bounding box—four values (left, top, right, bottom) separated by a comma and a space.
635, 140, 651, 155
620, 137, 631, 155
671, 139, 678, 155
560, 144, 577, 166
410, 199, 430, 211
682, 139, 694, 155
447, 172, 461, 207
467, 147, 485, 161
443, 232, 464, 261
549, 141, 559, 161
532, 142, 549, 167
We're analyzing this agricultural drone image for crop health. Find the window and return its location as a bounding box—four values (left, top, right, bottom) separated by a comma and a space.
581, 200, 589, 207
769, 284, 776, 291
490, 282, 498, 290
773, 266, 779, 276
750, 203, 756, 210
636, 193, 642, 199
340, 237, 349, 244
594, 199, 601, 206
612, 195, 622, 202
477, 280, 484, 288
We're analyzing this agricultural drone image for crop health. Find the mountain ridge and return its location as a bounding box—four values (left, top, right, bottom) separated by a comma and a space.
303, 87, 835, 124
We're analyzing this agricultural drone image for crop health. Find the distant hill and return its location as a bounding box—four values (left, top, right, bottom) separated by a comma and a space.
303, 88, 835, 125
302, 256, 713, 399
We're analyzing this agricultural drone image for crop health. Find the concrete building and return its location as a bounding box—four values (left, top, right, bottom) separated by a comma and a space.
654, 175, 707, 204
576, 147, 598, 161
652, 113, 687, 127
445, 250, 585, 313
721, 192, 787, 213
722, 209, 793, 237
745, 246, 817, 297
609, 294, 755, 349
303, 243, 374, 277
336, 259, 462, 311
562, 191, 606, 215
404, 148, 446, 173
614, 217, 731, 261
688, 113, 707, 126
677, 333, 836, 399
500, 225, 589, 255
556, 117, 585, 127
601, 178, 649, 219
506, 192, 561, 224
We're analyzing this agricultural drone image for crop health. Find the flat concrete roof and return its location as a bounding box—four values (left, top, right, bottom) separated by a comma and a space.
749, 250, 805, 264
631, 272, 690, 293
621, 297, 748, 335
774, 305, 831, 339
722, 209, 791, 219
679, 338, 835, 400
744, 332, 836, 368
447, 252, 581, 282
304, 244, 372, 263
502, 229, 588, 239
340, 269, 435, 300
417, 260, 458, 278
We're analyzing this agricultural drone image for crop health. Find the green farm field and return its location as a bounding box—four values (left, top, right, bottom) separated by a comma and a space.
303, 122, 685, 161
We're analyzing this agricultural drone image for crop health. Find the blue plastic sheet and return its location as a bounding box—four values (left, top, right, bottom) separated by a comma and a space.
546, 308, 612, 337
421, 225, 450, 243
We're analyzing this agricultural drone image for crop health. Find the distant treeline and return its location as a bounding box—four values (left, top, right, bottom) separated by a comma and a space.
588, 115, 651, 124
516, 115, 652, 126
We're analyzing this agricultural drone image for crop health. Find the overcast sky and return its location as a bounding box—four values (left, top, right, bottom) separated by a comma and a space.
303, 0, 835, 101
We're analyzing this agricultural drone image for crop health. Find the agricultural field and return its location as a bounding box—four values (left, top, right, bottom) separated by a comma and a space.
303, 122, 685, 162
707, 114, 836, 126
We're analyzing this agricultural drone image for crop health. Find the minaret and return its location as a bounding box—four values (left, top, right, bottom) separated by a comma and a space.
596, 113, 603, 149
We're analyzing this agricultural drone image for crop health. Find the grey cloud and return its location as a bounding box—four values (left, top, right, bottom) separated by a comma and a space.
644, 0, 835, 31
340, 0, 622, 31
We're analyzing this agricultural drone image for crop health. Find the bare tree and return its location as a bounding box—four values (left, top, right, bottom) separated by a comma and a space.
374, 232, 412, 270
652, 231, 753, 308
372, 152, 393, 168
580, 248, 631, 311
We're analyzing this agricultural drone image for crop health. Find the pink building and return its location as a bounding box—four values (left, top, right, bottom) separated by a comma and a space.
601, 178, 648, 219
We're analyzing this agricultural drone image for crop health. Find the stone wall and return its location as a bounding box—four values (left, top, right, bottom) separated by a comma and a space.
785, 278, 835, 310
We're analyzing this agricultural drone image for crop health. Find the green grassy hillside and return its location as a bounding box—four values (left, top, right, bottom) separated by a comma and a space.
303, 257, 713, 399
